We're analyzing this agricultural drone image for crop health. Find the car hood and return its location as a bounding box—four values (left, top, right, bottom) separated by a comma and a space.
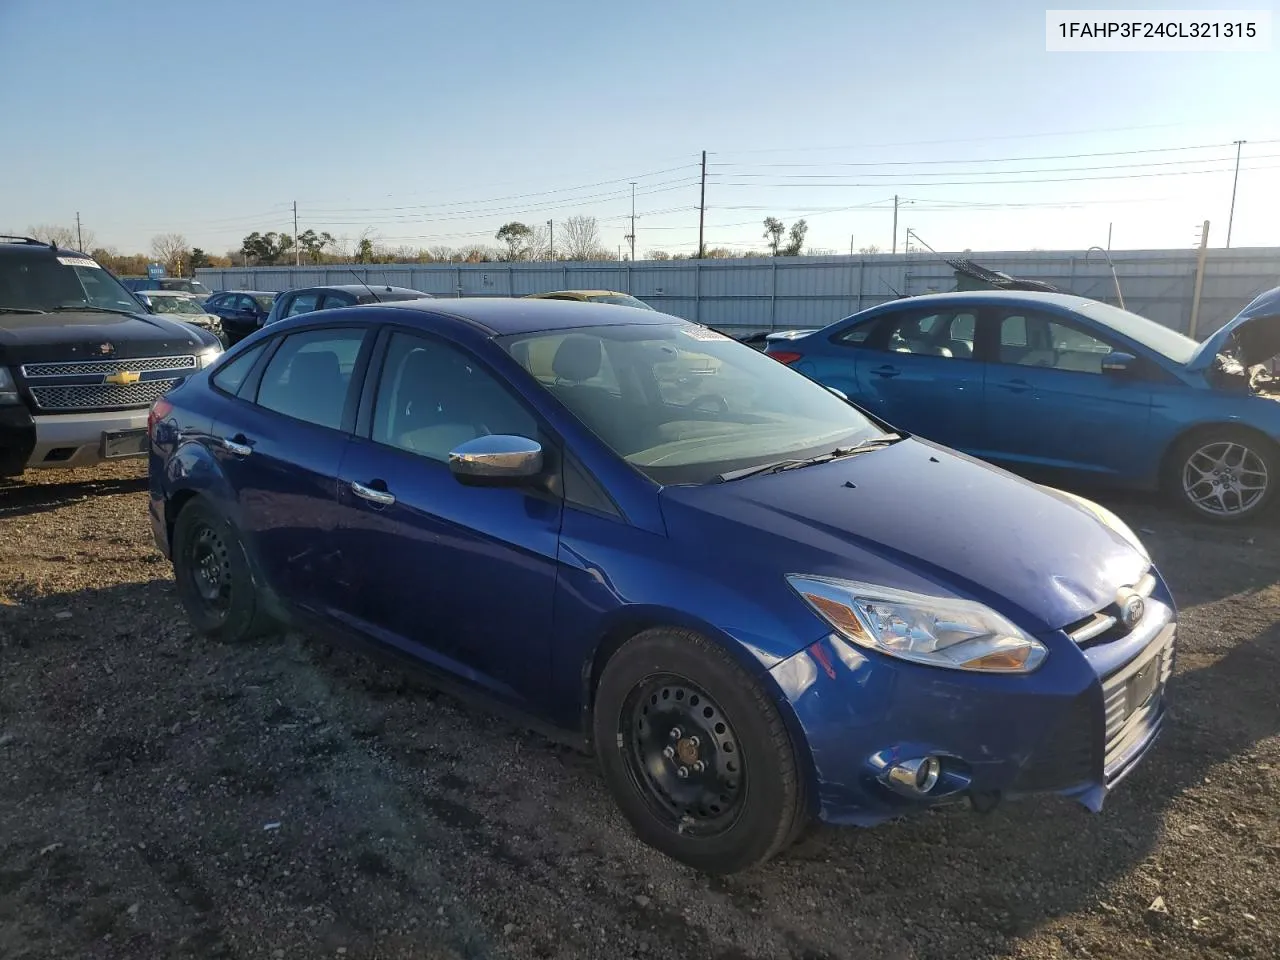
1187, 286, 1280, 372
659, 438, 1149, 632
0, 310, 209, 364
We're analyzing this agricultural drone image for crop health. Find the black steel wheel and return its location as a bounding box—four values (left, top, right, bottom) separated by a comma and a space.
622, 676, 746, 838
593, 627, 808, 874
172, 498, 277, 643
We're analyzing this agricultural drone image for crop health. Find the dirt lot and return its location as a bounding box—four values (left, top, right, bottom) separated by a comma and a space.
1, 461, 1278, 960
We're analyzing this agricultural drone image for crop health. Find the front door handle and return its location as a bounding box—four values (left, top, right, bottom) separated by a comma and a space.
872, 365, 900, 379
219, 434, 253, 456
351, 480, 395, 506
999, 379, 1031, 394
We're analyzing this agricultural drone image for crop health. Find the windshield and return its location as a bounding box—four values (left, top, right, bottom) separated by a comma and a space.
0, 251, 144, 314
157, 278, 212, 295
501, 322, 886, 485
151, 297, 205, 315
592, 294, 654, 310
1072, 298, 1199, 365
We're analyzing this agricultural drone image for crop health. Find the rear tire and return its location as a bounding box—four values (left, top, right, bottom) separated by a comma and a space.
1166, 427, 1277, 522
592, 627, 807, 874
171, 498, 277, 642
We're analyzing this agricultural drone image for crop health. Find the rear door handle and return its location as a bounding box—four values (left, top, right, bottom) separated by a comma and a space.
872, 365, 900, 379
351, 480, 395, 506
219, 434, 253, 456
998, 379, 1031, 394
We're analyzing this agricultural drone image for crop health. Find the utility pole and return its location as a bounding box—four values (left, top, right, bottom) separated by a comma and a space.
1190, 220, 1211, 338
547, 220, 554, 260
891, 195, 899, 254
293, 201, 300, 266
849, 234, 855, 257
75, 212, 83, 251
1107, 222, 1113, 251
626, 181, 637, 262
697, 150, 706, 260
1227, 139, 1245, 249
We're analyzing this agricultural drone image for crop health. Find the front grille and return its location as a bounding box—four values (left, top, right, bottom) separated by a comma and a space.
1101, 627, 1176, 781
1066, 572, 1157, 646
29, 379, 182, 411
20, 355, 197, 378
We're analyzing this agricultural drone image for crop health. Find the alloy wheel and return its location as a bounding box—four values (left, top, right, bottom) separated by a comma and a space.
1182, 440, 1269, 517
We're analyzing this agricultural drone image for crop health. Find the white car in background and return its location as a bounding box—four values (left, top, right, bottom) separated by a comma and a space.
134, 290, 226, 343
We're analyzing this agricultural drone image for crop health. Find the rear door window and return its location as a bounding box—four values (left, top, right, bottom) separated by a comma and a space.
255, 328, 367, 430
286, 292, 321, 317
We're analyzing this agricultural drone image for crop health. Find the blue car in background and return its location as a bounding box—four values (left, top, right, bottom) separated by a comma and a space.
765, 290, 1280, 522
147, 298, 1174, 874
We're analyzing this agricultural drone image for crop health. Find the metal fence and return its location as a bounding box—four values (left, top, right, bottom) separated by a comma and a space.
195, 247, 1280, 338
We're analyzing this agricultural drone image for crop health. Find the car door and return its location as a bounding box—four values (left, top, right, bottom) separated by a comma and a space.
209, 325, 373, 614
849, 306, 985, 451
978, 307, 1153, 477
333, 327, 562, 704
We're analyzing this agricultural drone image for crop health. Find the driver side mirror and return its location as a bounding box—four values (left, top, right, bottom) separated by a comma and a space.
448, 435, 543, 487
1101, 351, 1137, 376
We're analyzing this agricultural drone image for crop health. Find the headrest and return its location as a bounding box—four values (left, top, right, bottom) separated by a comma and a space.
552, 335, 602, 383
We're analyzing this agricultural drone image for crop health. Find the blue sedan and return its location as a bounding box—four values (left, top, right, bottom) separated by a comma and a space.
765, 290, 1280, 522
147, 298, 1174, 873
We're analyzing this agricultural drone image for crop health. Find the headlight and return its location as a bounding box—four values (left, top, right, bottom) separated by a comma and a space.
0, 366, 18, 405
196, 345, 223, 369
787, 575, 1048, 673
1051, 489, 1148, 560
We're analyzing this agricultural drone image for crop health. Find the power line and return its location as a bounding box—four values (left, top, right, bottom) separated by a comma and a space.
710, 139, 1280, 169
709, 163, 1280, 189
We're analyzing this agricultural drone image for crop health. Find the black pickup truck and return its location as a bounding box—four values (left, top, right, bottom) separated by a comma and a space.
0, 238, 223, 476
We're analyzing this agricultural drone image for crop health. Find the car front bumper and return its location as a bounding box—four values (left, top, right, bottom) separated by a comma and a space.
770, 570, 1177, 825
24, 409, 150, 471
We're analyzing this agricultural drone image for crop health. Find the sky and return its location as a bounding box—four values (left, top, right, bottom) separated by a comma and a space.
1, 0, 1277, 258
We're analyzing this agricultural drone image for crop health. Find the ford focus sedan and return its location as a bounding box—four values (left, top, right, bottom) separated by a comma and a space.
147, 298, 1175, 874
765, 291, 1280, 522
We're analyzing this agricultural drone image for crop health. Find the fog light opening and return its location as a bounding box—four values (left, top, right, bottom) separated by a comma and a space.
884, 756, 943, 797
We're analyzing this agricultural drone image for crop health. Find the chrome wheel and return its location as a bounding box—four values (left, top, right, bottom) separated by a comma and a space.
1181, 440, 1270, 517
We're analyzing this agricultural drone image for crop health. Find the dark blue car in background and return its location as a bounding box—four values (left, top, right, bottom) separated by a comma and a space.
765, 291, 1280, 522
147, 298, 1175, 873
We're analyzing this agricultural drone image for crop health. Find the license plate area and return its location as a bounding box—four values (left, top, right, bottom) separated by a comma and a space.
1125, 654, 1163, 719
102, 429, 149, 459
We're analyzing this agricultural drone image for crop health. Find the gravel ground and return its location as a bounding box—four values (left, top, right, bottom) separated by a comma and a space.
1, 461, 1278, 960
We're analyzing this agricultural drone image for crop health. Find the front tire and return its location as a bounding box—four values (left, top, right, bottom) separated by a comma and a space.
592, 627, 807, 874
1168, 428, 1277, 522
172, 498, 277, 642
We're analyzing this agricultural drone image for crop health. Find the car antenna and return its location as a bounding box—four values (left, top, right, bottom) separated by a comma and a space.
346, 267, 382, 303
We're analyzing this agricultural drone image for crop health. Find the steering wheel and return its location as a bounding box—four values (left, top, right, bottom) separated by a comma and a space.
687, 393, 729, 414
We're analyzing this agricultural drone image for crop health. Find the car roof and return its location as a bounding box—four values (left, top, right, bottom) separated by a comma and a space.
216, 290, 277, 296
0, 240, 91, 257
140, 289, 198, 297
371, 296, 678, 335
301, 283, 427, 296
859, 290, 1106, 313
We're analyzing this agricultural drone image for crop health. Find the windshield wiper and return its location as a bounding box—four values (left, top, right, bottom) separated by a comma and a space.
715, 433, 903, 483
49, 305, 140, 317
0, 306, 44, 314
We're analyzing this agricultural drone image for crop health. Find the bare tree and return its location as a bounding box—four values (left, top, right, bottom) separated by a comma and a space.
560, 216, 604, 261
27, 223, 87, 248
646, 249, 671, 261
858, 244, 882, 255
522, 224, 550, 261
150, 233, 189, 273
762, 217, 785, 256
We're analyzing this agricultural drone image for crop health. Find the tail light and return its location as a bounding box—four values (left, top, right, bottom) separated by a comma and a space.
148, 398, 174, 440
767, 350, 804, 365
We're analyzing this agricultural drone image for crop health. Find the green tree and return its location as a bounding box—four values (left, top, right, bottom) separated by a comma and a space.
296, 229, 335, 264
354, 237, 374, 263
762, 217, 785, 256
240, 231, 294, 265
495, 221, 533, 260
783, 219, 809, 256
189, 248, 211, 269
